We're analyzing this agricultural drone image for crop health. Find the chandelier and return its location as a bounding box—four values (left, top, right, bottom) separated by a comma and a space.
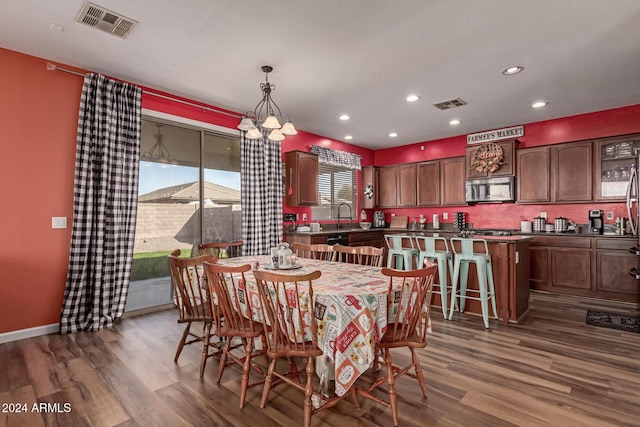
141, 123, 177, 164
237, 65, 297, 141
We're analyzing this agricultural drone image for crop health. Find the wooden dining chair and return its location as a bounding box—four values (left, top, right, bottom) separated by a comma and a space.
167, 250, 221, 377
199, 241, 243, 258
333, 244, 384, 267
252, 268, 359, 427
358, 264, 437, 427
204, 261, 268, 408
290, 242, 335, 261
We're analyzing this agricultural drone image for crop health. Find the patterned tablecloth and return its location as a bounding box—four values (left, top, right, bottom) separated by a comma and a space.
218, 255, 392, 397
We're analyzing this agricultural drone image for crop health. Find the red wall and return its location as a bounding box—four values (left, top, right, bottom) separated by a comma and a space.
1, 46, 637, 335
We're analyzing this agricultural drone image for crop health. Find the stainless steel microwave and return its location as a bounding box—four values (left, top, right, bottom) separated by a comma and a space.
465, 176, 516, 204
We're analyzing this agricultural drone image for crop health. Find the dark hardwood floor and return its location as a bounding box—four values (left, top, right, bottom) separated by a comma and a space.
1, 291, 639, 427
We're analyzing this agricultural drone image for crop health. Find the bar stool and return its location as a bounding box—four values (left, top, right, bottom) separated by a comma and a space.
448, 237, 498, 328
384, 235, 419, 270
414, 236, 454, 319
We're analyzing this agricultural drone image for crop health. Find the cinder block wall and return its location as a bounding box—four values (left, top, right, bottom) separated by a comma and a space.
134, 204, 242, 253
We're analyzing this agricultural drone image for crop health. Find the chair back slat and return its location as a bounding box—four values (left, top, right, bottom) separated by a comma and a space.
381, 265, 437, 345
205, 262, 259, 333
199, 241, 243, 258
290, 242, 335, 261
252, 269, 322, 355
333, 244, 384, 267
168, 252, 217, 321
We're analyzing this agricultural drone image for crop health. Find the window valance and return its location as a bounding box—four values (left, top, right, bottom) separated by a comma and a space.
310, 145, 361, 171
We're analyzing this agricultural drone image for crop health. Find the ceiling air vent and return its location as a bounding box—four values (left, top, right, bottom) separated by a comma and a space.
76, 2, 137, 39
433, 98, 467, 110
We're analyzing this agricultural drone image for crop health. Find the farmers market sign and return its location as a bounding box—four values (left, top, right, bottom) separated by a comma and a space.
467, 125, 524, 144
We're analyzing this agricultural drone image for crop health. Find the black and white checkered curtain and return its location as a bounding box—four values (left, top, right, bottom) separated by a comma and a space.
60, 74, 142, 334
240, 131, 283, 255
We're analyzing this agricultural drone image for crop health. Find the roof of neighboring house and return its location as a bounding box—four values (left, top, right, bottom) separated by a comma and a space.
138, 181, 241, 204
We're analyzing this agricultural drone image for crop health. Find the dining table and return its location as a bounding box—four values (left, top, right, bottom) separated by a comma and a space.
216, 255, 433, 404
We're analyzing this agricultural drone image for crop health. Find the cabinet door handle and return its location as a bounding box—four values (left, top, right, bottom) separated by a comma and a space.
288, 167, 293, 195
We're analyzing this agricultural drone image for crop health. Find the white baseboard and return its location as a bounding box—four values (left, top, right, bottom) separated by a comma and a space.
0, 323, 59, 344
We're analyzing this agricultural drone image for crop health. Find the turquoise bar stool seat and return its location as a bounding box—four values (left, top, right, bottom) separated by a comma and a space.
448, 237, 498, 328
384, 235, 419, 270
414, 236, 454, 319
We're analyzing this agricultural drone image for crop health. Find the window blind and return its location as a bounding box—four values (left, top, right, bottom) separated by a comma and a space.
312, 164, 356, 220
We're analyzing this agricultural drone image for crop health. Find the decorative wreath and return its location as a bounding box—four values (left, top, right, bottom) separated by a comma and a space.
471, 143, 504, 173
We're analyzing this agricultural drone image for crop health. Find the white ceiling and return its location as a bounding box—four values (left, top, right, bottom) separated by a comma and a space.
2, 0, 640, 149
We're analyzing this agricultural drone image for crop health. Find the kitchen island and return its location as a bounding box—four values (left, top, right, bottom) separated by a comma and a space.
284, 228, 532, 324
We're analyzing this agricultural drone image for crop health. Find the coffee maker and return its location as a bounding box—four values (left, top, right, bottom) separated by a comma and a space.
589, 209, 604, 234
373, 211, 386, 228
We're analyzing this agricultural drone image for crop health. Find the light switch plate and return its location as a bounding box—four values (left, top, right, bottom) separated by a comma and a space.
442, 212, 448, 220
302, 213, 307, 222
52, 217, 67, 229
606, 211, 614, 220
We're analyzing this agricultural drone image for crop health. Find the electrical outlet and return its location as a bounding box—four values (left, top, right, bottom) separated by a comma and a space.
442, 212, 448, 220
606, 211, 614, 220
302, 213, 307, 222
540, 212, 547, 219
391, 213, 396, 217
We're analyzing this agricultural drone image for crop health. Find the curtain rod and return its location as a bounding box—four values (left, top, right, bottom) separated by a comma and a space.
46, 62, 243, 119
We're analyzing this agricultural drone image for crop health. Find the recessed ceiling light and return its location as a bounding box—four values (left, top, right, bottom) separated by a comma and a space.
449, 119, 461, 125
339, 114, 350, 121
406, 95, 420, 102
344, 135, 353, 140
389, 132, 398, 138
502, 66, 524, 75
531, 101, 548, 108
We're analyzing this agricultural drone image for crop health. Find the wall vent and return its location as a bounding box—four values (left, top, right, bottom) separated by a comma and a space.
433, 98, 467, 110
76, 2, 137, 39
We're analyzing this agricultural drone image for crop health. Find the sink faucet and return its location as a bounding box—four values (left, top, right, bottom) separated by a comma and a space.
337, 203, 352, 229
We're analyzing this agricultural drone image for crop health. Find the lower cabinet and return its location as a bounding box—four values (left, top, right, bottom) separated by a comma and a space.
595, 239, 639, 300
530, 235, 638, 303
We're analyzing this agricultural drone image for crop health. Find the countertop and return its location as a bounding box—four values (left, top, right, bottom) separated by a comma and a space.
284, 227, 636, 240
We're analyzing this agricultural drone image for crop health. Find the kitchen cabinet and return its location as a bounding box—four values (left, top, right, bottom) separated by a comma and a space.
417, 161, 440, 206
529, 235, 638, 303
284, 151, 318, 206
595, 239, 639, 302
530, 237, 592, 295
398, 163, 417, 206
594, 134, 640, 201
441, 157, 466, 206
517, 141, 592, 204
360, 166, 378, 209
378, 166, 398, 207
517, 147, 551, 203
552, 141, 593, 202
466, 139, 518, 179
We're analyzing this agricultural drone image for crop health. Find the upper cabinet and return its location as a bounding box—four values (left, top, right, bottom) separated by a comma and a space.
441, 157, 466, 205
517, 141, 592, 204
517, 147, 551, 203
466, 139, 518, 179
417, 161, 440, 206
284, 150, 318, 206
378, 165, 398, 207
552, 141, 593, 202
397, 164, 417, 206
360, 165, 379, 209
595, 134, 640, 201
378, 164, 418, 207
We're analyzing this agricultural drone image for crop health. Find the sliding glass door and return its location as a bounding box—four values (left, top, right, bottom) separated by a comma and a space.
125, 118, 240, 313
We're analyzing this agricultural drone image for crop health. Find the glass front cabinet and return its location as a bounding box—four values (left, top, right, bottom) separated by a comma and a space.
596, 134, 640, 201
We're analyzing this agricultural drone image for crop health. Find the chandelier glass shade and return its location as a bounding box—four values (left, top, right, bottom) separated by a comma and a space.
141, 124, 177, 164
237, 65, 297, 141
